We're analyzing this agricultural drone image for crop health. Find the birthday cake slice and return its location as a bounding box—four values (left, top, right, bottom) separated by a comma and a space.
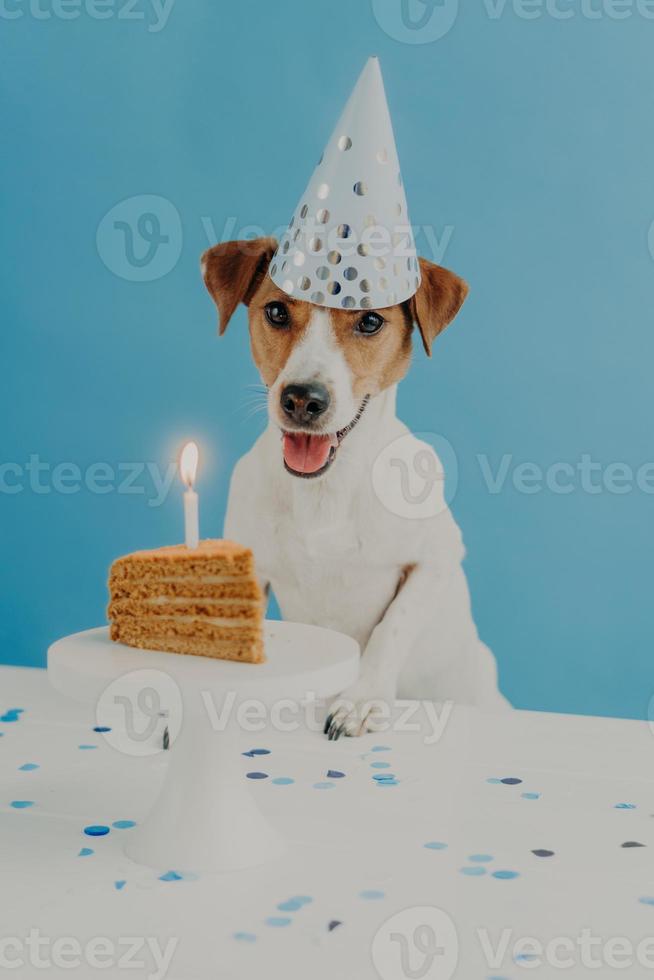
108, 540, 265, 663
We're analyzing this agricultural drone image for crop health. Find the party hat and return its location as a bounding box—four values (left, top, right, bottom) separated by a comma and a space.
269, 57, 420, 311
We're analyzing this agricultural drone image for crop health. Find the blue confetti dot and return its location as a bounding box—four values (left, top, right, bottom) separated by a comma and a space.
277, 899, 303, 912
460, 866, 486, 876
492, 870, 520, 880
522, 792, 540, 800
78, 848, 94, 857
371, 746, 391, 752
469, 854, 494, 863
359, 890, 385, 900
271, 777, 294, 785
486, 778, 502, 784
372, 773, 396, 781
290, 896, 313, 905
1, 712, 20, 723
159, 870, 183, 882
112, 820, 136, 829
313, 782, 335, 790
242, 748, 271, 757
265, 917, 292, 927
500, 778, 522, 785
326, 770, 345, 779
93, 726, 112, 733
370, 761, 391, 769
84, 825, 110, 837
114, 880, 126, 891
615, 803, 636, 809
376, 778, 399, 786
246, 772, 269, 779
424, 841, 448, 850
78, 745, 98, 750
233, 932, 257, 943
639, 897, 654, 906
19, 763, 39, 771
10, 800, 34, 809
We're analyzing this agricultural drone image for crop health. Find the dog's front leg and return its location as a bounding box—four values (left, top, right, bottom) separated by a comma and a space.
324, 563, 445, 739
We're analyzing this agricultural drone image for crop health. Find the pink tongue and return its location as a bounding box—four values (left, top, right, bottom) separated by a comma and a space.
283, 432, 336, 474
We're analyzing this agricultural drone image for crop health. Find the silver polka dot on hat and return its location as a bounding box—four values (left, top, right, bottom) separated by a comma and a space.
269, 57, 421, 312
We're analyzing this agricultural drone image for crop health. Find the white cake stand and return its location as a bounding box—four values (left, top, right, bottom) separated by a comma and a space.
48, 622, 359, 873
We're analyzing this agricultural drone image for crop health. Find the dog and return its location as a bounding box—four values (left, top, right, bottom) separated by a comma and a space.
202, 238, 509, 738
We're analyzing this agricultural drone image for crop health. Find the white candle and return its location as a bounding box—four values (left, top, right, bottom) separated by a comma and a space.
179, 441, 200, 549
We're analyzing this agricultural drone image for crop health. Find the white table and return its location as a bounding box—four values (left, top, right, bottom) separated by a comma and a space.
1, 665, 653, 979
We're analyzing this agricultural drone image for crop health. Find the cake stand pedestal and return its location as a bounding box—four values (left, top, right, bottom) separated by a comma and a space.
48, 622, 359, 873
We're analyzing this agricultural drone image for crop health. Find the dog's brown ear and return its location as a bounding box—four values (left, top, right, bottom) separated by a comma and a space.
409, 258, 469, 356
201, 237, 277, 335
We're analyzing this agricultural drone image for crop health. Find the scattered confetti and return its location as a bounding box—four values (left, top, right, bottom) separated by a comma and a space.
639, 897, 654, 906
500, 778, 523, 785
159, 871, 183, 882
370, 761, 391, 769
84, 825, 110, 837
486, 778, 502, 784
313, 782, 335, 790
233, 932, 257, 943
328, 920, 342, 932
10, 800, 34, 809
78, 745, 98, 751
424, 841, 448, 850
615, 803, 636, 809
532, 849, 554, 858
18, 763, 39, 771
1, 711, 22, 723
492, 870, 520, 880
371, 746, 391, 752
277, 899, 304, 912
112, 820, 136, 829
93, 726, 112, 733
114, 880, 126, 891
359, 890, 384, 900
265, 917, 291, 927
246, 772, 269, 780
290, 896, 312, 905
622, 841, 645, 848
271, 777, 294, 785
460, 866, 486, 876
242, 749, 271, 758
521, 792, 540, 800
326, 770, 345, 779
78, 848, 94, 857
469, 854, 494, 863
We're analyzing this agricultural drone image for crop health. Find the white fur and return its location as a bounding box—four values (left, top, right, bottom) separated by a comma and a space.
225, 309, 509, 734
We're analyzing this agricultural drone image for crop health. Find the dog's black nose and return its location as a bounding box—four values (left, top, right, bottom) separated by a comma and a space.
280, 383, 330, 425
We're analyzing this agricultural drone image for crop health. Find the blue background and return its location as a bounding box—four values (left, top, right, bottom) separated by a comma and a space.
2, 0, 653, 719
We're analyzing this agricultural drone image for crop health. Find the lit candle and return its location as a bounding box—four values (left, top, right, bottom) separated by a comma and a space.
179, 441, 200, 549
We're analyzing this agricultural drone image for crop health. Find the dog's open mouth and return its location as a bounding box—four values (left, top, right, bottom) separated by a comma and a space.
282, 396, 370, 478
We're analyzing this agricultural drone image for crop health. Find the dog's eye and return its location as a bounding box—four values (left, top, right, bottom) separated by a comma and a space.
265, 302, 290, 328
356, 312, 384, 336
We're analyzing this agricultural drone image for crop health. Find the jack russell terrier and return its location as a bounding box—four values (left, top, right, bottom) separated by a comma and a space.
202, 238, 509, 738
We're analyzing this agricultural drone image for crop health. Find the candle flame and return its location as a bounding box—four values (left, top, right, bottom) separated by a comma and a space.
180, 441, 199, 488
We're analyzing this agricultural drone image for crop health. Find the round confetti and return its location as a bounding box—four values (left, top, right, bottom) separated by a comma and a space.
521, 792, 540, 800
112, 820, 136, 829
18, 763, 39, 771
114, 880, 126, 891
313, 782, 335, 790
622, 841, 645, 848
10, 800, 35, 809
424, 841, 448, 850
359, 890, 384, 900
326, 770, 345, 779
246, 772, 269, 780
265, 917, 291, 927
460, 866, 486, 876
469, 854, 493, 863
93, 726, 112, 733
486, 778, 502, 784
78, 745, 98, 750
84, 825, 109, 836
242, 748, 271, 757
492, 870, 520, 880
500, 778, 523, 785
615, 802, 636, 809
532, 849, 554, 858
277, 899, 303, 912
639, 897, 654, 906
291, 896, 313, 905
271, 777, 294, 786
371, 746, 391, 752
370, 761, 391, 769
78, 847, 94, 857
233, 933, 257, 943
159, 870, 182, 881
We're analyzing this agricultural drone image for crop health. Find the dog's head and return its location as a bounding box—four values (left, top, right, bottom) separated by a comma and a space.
201, 237, 468, 479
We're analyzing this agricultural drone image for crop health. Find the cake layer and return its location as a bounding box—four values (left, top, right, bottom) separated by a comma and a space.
110, 540, 255, 582
109, 578, 262, 602
110, 621, 264, 663
108, 596, 263, 621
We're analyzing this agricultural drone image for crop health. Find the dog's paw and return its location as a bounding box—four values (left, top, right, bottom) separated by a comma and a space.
324, 684, 393, 740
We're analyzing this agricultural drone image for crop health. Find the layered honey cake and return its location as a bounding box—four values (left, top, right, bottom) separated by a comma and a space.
108, 540, 265, 662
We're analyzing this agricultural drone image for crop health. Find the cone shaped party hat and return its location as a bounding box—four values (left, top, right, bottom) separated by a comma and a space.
269, 57, 420, 311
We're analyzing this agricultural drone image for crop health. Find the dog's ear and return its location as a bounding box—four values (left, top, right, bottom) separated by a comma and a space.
409, 258, 469, 356
201, 237, 277, 335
